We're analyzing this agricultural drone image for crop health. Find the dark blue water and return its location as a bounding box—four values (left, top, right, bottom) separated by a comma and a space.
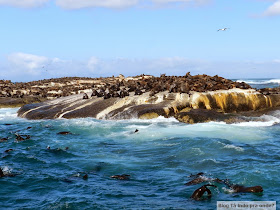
1, 79, 280, 209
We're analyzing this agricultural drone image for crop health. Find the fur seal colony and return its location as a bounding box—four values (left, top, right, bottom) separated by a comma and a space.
0, 73, 254, 105
1, 73, 280, 122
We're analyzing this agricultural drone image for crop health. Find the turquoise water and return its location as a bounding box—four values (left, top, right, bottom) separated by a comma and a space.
1, 80, 280, 209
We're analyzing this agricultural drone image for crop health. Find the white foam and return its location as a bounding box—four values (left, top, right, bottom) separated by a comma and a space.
1, 166, 13, 175
236, 79, 280, 85
222, 187, 236, 194
223, 144, 244, 152
66, 118, 99, 127
200, 158, 219, 163
154, 142, 181, 147
269, 79, 280, 84
231, 114, 280, 127
191, 148, 205, 155
111, 116, 179, 124
232, 121, 278, 127
0, 108, 19, 120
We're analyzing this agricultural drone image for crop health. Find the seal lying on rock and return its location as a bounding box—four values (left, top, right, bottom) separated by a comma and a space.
83, 93, 89, 99
190, 184, 217, 200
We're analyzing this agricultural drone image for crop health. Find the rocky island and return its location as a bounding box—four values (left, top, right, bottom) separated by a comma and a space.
2, 73, 280, 123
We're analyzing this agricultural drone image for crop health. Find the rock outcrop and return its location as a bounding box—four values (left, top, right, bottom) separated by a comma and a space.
1, 73, 250, 107
17, 88, 280, 122
8, 73, 280, 123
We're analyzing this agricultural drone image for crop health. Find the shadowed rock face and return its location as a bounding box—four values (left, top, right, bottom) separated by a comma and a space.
0, 97, 47, 108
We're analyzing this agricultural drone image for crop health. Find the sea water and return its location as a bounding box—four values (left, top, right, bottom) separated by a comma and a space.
0, 79, 280, 209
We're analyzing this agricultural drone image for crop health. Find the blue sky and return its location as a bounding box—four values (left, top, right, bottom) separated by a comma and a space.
0, 0, 280, 82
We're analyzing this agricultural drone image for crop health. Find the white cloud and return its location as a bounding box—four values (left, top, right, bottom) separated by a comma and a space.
7, 52, 49, 74
152, 0, 208, 4
263, 0, 280, 16
87, 56, 99, 71
148, 57, 192, 69
0, 0, 210, 9
55, 0, 139, 9
3, 53, 280, 82
0, 0, 49, 8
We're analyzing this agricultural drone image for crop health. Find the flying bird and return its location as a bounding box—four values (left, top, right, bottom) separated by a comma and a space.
217, 28, 229, 31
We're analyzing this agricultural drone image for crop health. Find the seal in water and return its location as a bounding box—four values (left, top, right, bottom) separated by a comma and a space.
0, 168, 4, 177
0, 167, 16, 177
57, 131, 72, 135
0, 137, 8, 142
83, 174, 88, 180
15, 133, 30, 141
190, 184, 217, 200
229, 184, 263, 193
4, 149, 13, 153
110, 174, 130, 180
189, 172, 204, 177
185, 172, 223, 186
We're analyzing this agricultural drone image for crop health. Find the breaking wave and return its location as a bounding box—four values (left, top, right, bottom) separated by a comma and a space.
236, 79, 280, 85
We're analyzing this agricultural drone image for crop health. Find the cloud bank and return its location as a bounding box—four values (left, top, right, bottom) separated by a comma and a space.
1, 0, 279, 17
2, 52, 280, 82
7, 53, 49, 75
263, 0, 280, 16
0, 0, 49, 8
56, 0, 139, 9
0, 0, 209, 9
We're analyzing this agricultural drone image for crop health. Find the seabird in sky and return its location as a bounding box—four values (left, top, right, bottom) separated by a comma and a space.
217, 28, 229, 31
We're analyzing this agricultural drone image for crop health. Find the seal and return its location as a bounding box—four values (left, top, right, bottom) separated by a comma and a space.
0, 168, 4, 177
82, 93, 89, 99
189, 172, 204, 177
190, 184, 217, 200
0, 167, 16, 177
57, 131, 72, 135
0, 137, 8, 142
223, 179, 263, 193
91, 89, 98, 97
15, 133, 30, 141
15, 133, 24, 141
111, 174, 130, 180
103, 92, 111, 99
229, 184, 263, 193
185, 172, 223, 186
4, 149, 13, 153
83, 174, 88, 180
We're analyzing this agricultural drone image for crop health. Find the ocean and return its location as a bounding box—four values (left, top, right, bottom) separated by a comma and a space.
0, 79, 280, 209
